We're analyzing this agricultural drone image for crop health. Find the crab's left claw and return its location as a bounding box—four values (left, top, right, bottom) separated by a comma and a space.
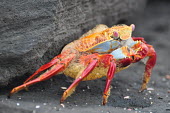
131, 37, 157, 92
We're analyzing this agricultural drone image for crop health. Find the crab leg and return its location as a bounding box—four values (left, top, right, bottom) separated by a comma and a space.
140, 44, 156, 91
24, 51, 71, 83
8, 52, 76, 98
102, 59, 116, 105
60, 57, 98, 103
111, 40, 156, 91
132, 37, 146, 43
129, 40, 156, 91
8, 64, 64, 98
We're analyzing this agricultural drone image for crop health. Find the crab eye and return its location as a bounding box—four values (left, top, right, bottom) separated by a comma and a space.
131, 24, 135, 31
113, 31, 119, 37
111, 31, 120, 40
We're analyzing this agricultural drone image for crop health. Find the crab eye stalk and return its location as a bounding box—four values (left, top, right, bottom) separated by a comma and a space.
111, 31, 121, 40
131, 24, 135, 31
113, 31, 119, 38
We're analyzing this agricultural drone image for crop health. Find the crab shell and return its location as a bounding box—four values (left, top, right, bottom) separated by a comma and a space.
63, 24, 135, 80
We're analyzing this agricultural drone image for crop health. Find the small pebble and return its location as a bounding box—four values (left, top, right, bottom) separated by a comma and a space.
60, 103, 65, 108
147, 88, 154, 91
16, 103, 20, 106
87, 86, 90, 89
149, 97, 152, 100
126, 89, 130, 91
151, 102, 153, 104
61, 87, 67, 90
148, 91, 152, 93
35, 105, 40, 109
127, 108, 132, 111
124, 96, 130, 99
18, 97, 22, 100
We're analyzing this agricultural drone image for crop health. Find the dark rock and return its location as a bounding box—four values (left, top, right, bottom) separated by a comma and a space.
0, 0, 146, 86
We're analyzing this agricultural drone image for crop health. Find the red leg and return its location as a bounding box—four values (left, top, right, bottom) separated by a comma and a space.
140, 44, 156, 91
60, 57, 98, 103
102, 59, 116, 105
129, 40, 156, 91
24, 51, 71, 83
132, 37, 147, 43
8, 52, 76, 98
8, 64, 64, 98
24, 58, 60, 83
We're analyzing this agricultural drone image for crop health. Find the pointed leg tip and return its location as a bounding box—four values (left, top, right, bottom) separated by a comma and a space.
139, 86, 147, 92
102, 101, 106, 106
60, 95, 66, 104
102, 95, 108, 106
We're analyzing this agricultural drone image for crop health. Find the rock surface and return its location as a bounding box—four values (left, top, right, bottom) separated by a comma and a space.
0, 0, 146, 86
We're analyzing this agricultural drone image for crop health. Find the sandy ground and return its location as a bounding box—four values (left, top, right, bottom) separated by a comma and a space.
0, 0, 170, 113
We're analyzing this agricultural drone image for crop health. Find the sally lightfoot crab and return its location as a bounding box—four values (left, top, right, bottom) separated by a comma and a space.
9, 24, 156, 105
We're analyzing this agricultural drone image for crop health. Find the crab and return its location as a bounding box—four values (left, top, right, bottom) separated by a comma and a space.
9, 24, 156, 105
